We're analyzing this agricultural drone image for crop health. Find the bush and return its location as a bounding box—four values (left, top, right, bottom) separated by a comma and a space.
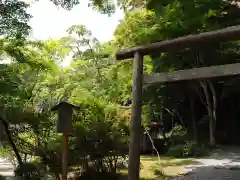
65, 100, 129, 179
167, 141, 209, 158
75, 168, 121, 180
150, 166, 166, 180
8, 100, 129, 180
166, 144, 185, 158
152, 167, 165, 176
169, 125, 187, 145
71, 117, 129, 173
167, 125, 209, 158
14, 162, 42, 179
183, 141, 209, 157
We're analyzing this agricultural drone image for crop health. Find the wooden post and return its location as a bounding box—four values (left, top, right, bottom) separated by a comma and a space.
128, 52, 143, 180
51, 101, 80, 180
62, 134, 68, 180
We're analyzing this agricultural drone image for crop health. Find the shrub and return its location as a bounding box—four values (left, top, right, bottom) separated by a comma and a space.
166, 144, 185, 158
71, 117, 129, 173
167, 141, 209, 158
183, 141, 197, 157
183, 141, 209, 157
10, 100, 129, 180
150, 166, 166, 179
153, 168, 164, 176
75, 167, 121, 180
68, 101, 129, 179
169, 125, 187, 145
14, 162, 42, 179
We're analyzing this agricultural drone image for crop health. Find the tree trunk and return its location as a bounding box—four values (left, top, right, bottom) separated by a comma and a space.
189, 95, 197, 141
194, 51, 217, 147
207, 80, 217, 137
199, 80, 216, 147
0, 117, 23, 166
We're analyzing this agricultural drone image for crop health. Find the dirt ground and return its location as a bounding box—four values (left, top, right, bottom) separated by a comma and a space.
3, 146, 240, 179
171, 146, 240, 180
122, 146, 240, 180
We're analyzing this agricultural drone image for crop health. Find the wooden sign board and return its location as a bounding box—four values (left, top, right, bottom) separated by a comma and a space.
51, 101, 79, 133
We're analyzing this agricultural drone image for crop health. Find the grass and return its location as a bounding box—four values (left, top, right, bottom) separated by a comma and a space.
140, 155, 197, 168
159, 158, 198, 167
119, 155, 198, 179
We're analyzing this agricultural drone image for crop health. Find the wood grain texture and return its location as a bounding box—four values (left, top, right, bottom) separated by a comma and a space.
128, 52, 143, 180
144, 63, 240, 84
62, 134, 68, 180
116, 25, 240, 60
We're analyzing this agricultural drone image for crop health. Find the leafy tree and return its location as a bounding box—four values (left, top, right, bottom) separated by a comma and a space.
1, 0, 124, 40
114, 0, 240, 146
0, 22, 132, 179
0, 0, 31, 40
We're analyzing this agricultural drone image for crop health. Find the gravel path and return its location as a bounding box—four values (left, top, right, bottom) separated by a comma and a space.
171, 147, 240, 180
2, 147, 240, 180
0, 158, 14, 179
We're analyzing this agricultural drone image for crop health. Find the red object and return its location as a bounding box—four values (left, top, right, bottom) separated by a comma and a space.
150, 122, 161, 126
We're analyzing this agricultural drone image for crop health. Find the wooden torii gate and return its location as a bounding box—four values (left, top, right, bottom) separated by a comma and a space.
115, 25, 240, 180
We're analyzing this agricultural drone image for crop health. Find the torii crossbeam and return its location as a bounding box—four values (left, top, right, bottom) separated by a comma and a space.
115, 25, 240, 180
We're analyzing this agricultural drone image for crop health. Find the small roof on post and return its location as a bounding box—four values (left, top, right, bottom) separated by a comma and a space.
51, 101, 80, 111
51, 101, 80, 133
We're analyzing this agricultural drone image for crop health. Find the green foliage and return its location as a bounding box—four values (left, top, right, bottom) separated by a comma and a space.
167, 125, 209, 158
50, 0, 120, 14
1, 0, 123, 41
1, 0, 240, 178
114, 9, 160, 47
151, 166, 165, 177
70, 100, 129, 168
0, 0, 31, 40
75, 170, 121, 180
15, 162, 42, 179
169, 125, 187, 145
183, 141, 209, 157
0, 22, 131, 179
115, 0, 240, 150
167, 141, 209, 158
167, 144, 185, 158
